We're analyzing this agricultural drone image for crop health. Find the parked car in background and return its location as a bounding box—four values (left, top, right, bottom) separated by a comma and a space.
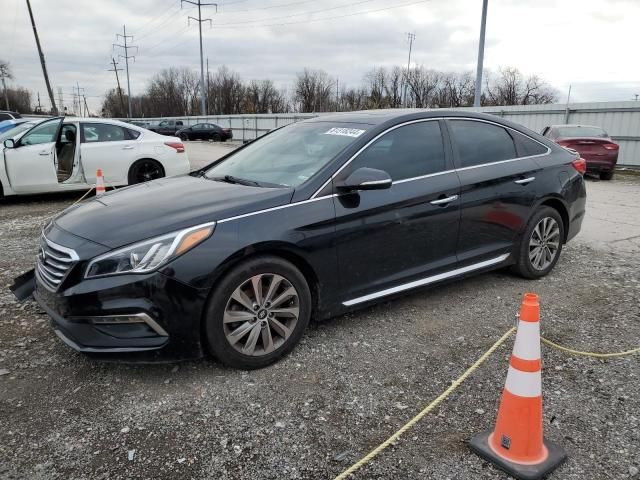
0, 110, 23, 121
128, 120, 152, 129
1, 117, 189, 197
25, 111, 586, 369
176, 123, 233, 142
542, 124, 619, 180
148, 119, 185, 136
0, 119, 42, 141
0, 118, 32, 134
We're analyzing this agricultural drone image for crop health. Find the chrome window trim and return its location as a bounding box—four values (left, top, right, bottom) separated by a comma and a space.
310, 116, 551, 198
342, 253, 510, 307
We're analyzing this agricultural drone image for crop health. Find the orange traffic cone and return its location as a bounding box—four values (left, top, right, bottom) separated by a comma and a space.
469, 293, 566, 480
95, 169, 106, 196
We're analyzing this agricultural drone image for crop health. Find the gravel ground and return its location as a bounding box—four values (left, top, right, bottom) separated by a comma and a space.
0, 155, 638, 479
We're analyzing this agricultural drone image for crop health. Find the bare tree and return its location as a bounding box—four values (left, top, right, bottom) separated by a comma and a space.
485, 67, 557, 106
406, 67, 441, 108
1, 59, 14, 110
294, 68, 334, 113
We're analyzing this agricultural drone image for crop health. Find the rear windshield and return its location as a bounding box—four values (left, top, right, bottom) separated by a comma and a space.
556, 126, 608, 138
205, 121, 371, 187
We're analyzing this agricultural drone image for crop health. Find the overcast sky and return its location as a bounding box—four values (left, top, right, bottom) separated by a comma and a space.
1, 0, 639, 113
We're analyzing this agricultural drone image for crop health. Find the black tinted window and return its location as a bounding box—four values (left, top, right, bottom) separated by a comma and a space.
512, 131, 548, 157
82, 124, 130, 142
126, 128, 141, 139
349, 121, 446, 181
0, 113, 11, 121
449, 120, 516, 168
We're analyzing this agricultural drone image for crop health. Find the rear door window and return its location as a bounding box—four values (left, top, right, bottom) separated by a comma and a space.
81, 124, 129, 143
448, 120, 516, 168
511, 131, 548, 157
347, 121, 446, 181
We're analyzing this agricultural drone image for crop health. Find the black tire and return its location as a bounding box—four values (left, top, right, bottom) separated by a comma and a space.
511, 206, 565, 279
127, 159, 165, 185
600, 170, 614, 181
179, 133, 189, 141
204, 256, 312, 369
211, 133, 221, 142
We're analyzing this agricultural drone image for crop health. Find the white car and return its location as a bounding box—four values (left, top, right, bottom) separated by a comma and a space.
0, 117, 190, 197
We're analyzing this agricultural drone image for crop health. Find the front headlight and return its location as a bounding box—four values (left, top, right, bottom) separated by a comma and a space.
85, 222, 215, 279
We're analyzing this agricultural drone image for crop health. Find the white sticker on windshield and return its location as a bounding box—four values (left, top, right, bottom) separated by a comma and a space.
324, 127, 366, 138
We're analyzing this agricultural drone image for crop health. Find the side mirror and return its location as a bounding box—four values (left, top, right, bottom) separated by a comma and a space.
3, 139, 15, 149
337, 167, 392, 192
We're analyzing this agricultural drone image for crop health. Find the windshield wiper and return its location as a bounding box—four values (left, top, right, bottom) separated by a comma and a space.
210, 175, 261, 187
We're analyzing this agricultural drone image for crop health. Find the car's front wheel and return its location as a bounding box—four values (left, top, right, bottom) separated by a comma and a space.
180, 133, 189, 141
512, 206, 565, 279
204, 256, 312, 369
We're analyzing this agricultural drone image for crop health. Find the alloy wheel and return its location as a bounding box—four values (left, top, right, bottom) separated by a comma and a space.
529, 217, 560, 271
133, 160, 163, 183
223, 273, 300, 356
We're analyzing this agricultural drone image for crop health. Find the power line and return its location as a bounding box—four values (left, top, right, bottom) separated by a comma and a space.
113, 25, 138, 118
213, 0, 431, 29
213, 0, 376, 26
182, 0, 217, 115
134, 0, 181, 36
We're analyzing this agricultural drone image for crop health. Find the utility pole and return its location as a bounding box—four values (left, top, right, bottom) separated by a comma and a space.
206, 57, 210, 113
108, 57, 126, 116
113, 25, 137, 118
35, 92, 42, 113
57, 87, 64, 115
336, 77, 339, 112
403, 32, 415, 108
473, 0, 488, 108
182, 0, 217, 116
83, 95, 90, 117
73, 82, 85, 117
1, 74, 9, 110
26, 0, 57, 114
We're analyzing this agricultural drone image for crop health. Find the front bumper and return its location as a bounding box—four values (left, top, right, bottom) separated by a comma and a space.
33, 271, 209, 360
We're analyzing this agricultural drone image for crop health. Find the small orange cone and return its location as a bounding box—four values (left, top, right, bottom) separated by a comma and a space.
95, 169, 106, 196
469, 293, 566, 480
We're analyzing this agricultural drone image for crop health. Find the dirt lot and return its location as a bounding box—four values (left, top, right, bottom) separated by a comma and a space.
1, 144, 639, 480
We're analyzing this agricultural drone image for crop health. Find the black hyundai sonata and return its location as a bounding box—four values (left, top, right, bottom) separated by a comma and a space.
29, 110, 586, 369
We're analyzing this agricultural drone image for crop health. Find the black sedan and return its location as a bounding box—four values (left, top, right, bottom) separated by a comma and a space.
23, 110, 586, 369
176, 123, 232, 142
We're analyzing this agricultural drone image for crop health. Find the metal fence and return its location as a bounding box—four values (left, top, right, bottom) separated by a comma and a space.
129, 101, 640, 167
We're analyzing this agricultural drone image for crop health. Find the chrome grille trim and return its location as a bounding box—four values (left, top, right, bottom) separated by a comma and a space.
36, 233, 79, 291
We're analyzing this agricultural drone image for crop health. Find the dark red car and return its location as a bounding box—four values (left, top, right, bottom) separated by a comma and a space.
541, 124, 619, 180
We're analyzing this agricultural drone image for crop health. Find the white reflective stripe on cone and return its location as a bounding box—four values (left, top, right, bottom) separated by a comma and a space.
504, 366, 542, 398
512, 320, 541, 361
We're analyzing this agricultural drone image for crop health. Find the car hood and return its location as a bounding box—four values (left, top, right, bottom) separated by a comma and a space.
54, 175, 294, 248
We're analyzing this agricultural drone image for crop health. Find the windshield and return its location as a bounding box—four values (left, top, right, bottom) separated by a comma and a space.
204, 122, 370, 187
556, 126, 608, 138
0, 122, 36, 142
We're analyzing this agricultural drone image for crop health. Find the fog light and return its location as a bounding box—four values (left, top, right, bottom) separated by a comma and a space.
72, 313, 168, 336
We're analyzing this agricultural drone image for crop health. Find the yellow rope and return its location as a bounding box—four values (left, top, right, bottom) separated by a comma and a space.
333, 327, 516, 480
70, 186, 95, 206
541, 336, 640, 358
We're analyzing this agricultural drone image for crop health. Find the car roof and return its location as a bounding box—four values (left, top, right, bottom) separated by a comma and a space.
306, 109, 516, 126
549, 124, 605, 129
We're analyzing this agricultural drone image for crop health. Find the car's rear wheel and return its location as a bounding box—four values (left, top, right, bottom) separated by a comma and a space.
204, 256, 311, 369
127, 159, 165, 185
600, 170, 614, 181
211, 133, 221, 142
512, 206, 565, 279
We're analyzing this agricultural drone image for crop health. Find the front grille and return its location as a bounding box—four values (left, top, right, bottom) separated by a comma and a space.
36, 234, 79, 291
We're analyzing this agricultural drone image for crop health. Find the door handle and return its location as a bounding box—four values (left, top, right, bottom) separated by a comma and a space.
122, 146, 135, 150
514, 176, 535, 185
39, 151, 50, 156
430, 194, 458, 206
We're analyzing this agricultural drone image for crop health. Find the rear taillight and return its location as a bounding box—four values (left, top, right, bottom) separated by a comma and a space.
571, 158, 587, 175
602, 142, 619, 150
557, 140, 571, 147
222, 128, 231, 133
165, 142, 185, 153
